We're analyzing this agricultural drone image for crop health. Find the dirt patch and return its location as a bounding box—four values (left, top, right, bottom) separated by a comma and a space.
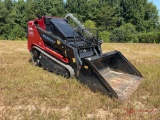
87, 109, 115, 119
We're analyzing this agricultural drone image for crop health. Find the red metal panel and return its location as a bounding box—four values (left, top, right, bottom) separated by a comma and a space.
27, 18, 69, 64
37, 16, 46, 30
44, 47, 69, 63
27, 21, 45, 51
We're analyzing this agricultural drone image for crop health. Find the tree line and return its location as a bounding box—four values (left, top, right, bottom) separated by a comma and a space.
0, 0, 160, 43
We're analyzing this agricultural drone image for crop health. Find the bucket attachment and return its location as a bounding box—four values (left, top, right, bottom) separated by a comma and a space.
78, 51, 143, 100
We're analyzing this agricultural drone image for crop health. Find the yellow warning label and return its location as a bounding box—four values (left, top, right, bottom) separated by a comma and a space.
57, 40, 61, 45
65, 50, 67, 55
84, 66, 88, 69
72, 58, 76, 63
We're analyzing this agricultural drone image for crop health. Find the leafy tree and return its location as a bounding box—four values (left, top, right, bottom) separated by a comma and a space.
144, 2, 159, 32
84, 20, 96, 29
95, 3, 117, 30
66, 0, 100, 21
8, 24, 26, 40
0, 0, 159, 42
0, 0, 15, 39
25, 0, 37, 21
138, 32, 160, 43
33, 0, 65, 18
4, 0, 14, 11
99, 30, 111, 42
6, 0, 27, 40
113, 0, 159, 32
110, 23, 138, 43
0, 1, 9, 39
84, 0, 99, 20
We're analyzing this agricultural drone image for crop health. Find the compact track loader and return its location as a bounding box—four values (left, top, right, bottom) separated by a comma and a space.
27, 14, 143, 100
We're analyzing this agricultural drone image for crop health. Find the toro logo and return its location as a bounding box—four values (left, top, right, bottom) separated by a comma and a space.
28, 27, 33, 31
42, 34, 56, 44
28, 25, 33, 31
28, 26, 34, 36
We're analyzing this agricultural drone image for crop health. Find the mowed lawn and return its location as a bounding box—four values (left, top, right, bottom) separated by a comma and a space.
0, 40, 159, 119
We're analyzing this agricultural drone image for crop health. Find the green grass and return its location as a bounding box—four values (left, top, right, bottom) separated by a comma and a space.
0, 40, 159, 119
